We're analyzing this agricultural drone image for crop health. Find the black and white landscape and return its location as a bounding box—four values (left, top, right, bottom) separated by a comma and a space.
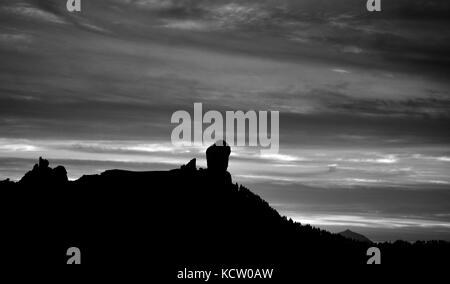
1, 145, 449, 267
0, 0, 450, 267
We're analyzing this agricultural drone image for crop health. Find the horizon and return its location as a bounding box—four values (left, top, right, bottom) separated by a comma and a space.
1, 0, 450, 243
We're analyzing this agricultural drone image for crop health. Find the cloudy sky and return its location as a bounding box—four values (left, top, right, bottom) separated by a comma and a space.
1, 0, 450, 242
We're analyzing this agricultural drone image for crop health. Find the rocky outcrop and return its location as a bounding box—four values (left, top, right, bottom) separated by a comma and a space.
206, 140, 231, 173
180, 158, 197, 173
206, 140, 232, 185
19, 157, 68, 186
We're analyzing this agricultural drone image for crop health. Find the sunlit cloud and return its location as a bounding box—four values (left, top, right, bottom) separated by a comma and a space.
235, 174, 297, 183
286, 213, 450, 230
259, 153, 303, 162
345, 178, 384, 184
163, 20, 211, 31
413, 154, 450, 162
0, 144, 39, 152
331, 68, 351, 74
336, 154, 398, 164
426, 180, 450, 185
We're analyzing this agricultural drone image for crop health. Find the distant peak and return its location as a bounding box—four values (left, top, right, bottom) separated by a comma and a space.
338, 229, 372, 243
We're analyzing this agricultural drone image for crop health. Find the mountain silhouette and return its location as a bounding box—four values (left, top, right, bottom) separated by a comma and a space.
338, 229, 372, 243
0, 141, 449, 268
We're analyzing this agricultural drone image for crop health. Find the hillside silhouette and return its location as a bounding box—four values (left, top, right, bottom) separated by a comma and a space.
1, 141, 449, 267
338, 229, 372, 244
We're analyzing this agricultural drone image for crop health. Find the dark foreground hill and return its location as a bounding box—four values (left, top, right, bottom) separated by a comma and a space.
0, 142, 449, 268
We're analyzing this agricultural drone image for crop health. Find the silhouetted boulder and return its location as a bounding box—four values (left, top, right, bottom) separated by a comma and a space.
206, 141, 232, 185
52, 165, 68, 184
206, 140, 231, 172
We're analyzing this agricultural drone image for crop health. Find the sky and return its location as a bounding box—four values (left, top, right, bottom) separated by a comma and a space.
0, 0, 450, 242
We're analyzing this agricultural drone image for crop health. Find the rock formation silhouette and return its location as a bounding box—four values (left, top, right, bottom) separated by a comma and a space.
0, 142, 449, 268
206, 140, 231, 172
205, 140, 232, 185
18, 157, 68, 186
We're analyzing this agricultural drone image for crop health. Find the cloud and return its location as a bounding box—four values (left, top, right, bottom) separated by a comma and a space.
332, 68, 351, 74
163, 19, 211, 31
0, 33, 32, 44
0, 141, 39, 152
3, 3, 65, 24
337, 155, 398, 164
341, 46, 363, 54
124, 0, 174, 9
259, 153, 303, 162
413, 154, 450, 162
